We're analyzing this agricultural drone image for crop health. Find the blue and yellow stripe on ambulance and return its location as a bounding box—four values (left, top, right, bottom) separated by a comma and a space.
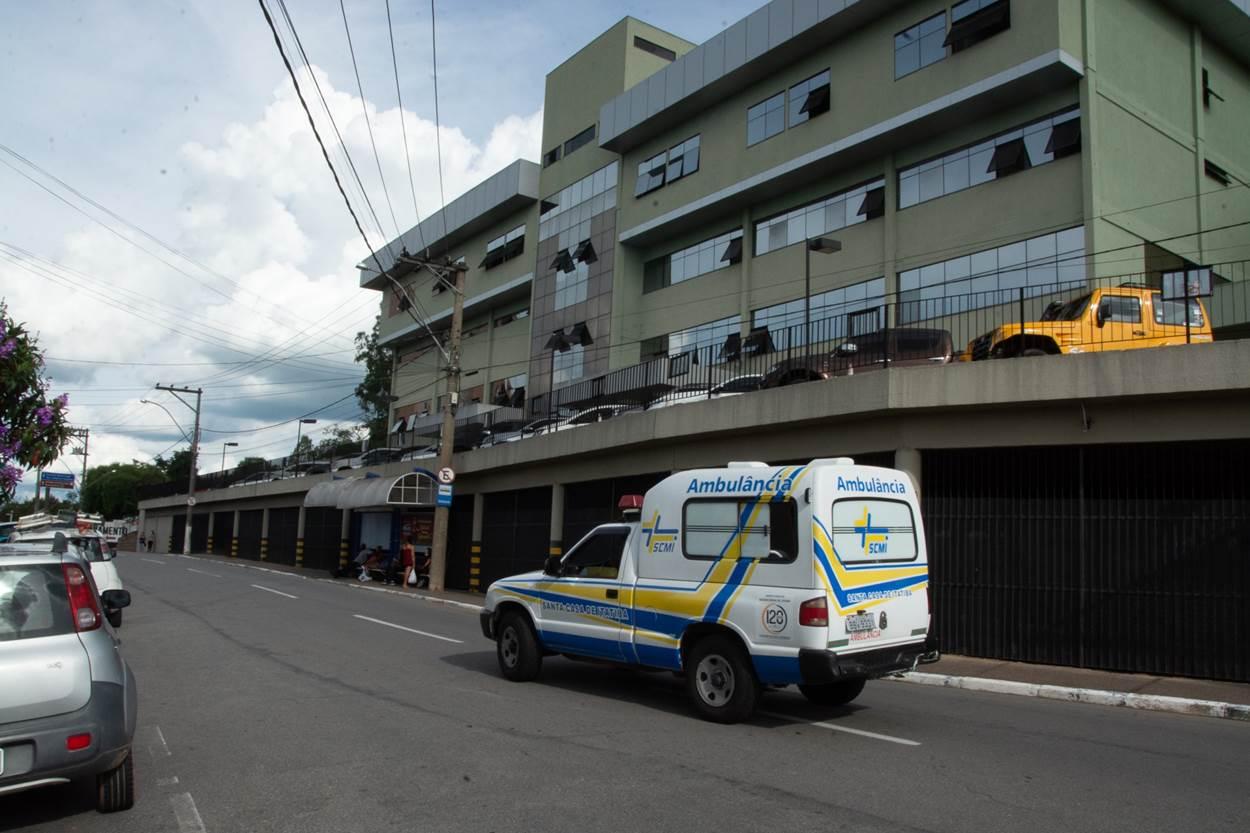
632, 465, 810, 643
811, 516, 927, 615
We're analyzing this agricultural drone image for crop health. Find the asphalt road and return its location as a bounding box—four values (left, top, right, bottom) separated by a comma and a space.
3, 554, 1248, 833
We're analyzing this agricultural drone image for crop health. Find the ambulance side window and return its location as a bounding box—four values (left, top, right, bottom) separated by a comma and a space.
562, 528, 630, 579
682, 498, 798, 562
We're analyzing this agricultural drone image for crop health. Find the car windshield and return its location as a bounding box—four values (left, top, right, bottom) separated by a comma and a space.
1041, 294, 1092, 321
1, 564, 74, 641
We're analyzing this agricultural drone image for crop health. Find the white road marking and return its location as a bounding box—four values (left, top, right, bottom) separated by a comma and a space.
761, 711, 921, 746
141, 558, 165, 565
187, 568, 221, 578
148, 725, 171, 758
170, 792, 207, 833
158, 776, 181, 787
251, 584, 298, 599
352, 614, 464, 644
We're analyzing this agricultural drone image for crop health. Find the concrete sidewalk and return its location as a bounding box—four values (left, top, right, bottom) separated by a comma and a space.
140, 550, 1250, 718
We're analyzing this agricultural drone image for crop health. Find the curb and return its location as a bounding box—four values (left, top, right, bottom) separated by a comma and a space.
891, 671, 1250, 721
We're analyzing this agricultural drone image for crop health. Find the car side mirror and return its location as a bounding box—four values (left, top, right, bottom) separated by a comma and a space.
101, 589, 131, 611
543, 554, 563, 577
1095, 306, 1108, 327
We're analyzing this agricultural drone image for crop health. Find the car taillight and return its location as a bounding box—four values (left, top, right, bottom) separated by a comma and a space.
799, 596, 828, 627
62, 564, 101, 631
67, 733, 92, 751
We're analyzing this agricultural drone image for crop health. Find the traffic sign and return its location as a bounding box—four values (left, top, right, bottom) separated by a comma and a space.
437, 466, 456, 484
186, 496, 197, 507
436, 483, 453, 508
38, 472, 75, 489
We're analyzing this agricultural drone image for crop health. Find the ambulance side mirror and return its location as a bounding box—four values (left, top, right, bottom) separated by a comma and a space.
543, 555, 563, 577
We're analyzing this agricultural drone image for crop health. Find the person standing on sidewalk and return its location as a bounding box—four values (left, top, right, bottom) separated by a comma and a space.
400, 537, 416, 587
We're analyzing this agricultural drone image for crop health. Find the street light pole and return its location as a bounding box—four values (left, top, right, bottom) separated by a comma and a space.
220, 441, 239, 476
294, 419, 317, 467
155, 384, 203, 556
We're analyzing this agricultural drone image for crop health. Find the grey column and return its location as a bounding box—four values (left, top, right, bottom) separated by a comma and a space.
549, 483, 565, 556
894, 448, 922, 498
260, 507, 270, 560
470, 492, 485, 592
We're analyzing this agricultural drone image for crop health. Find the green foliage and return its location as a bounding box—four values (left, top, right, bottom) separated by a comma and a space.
354, 319, 394, 445
154, 448, 196, 487
236, 456, 269, 476
1, 302, 72, 501
79, 462, 166, 519
315, 424, 364, 459
1, 492, 76, 521
291, 435, 313, 459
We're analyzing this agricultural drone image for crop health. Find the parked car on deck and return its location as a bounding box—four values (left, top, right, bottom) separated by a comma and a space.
761, 328, 954, 387
645, 374, 763, 410
964, 285, 1212, 359
0, 534, 136, 811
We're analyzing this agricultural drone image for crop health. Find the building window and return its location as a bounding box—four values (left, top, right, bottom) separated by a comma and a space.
683, 498, 797, 562
553, 256, 590, 311
754, 179, 886, 257
666, 135, 700, 183
543, 146, 561, 168
788, 70, 831, 127
898, 227, 1085, 323
895, 12, 947, 79
747, 92, 786, 146
751, 277, 886, 350
634, 35, 676, 62
946, 0, 1010, 53
634, 135, 700, 198
492, 373, 527, 407
494, 307, 529, 328
564, 125, 596, 158
643, 229, 743, 293
539, 161, 619, 242
898, 108, 1079, 209
635, 151, 667, 197
1204, 159, 1231, 186
481, 224, 525, 269
552, 343, 585, 385
673, 315, 742, 362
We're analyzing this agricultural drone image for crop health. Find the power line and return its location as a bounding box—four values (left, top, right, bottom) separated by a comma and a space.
385, 0, 424, 245
428, 0, 448, 252
338, 0, 402, 242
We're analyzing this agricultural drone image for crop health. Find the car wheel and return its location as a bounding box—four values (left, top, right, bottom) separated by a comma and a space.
106, 609, 122, 628
686, 634, 760, 723
798, 678, 866, 706
97, 750, 134, 813
496, 611, 542, 682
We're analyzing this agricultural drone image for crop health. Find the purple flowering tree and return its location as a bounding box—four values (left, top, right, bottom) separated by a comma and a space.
0, 302, 72, 502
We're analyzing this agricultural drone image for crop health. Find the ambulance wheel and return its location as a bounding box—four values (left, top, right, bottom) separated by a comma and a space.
686, 635, 759, 723
798, 678, 866, 706
496, 611, 542, 682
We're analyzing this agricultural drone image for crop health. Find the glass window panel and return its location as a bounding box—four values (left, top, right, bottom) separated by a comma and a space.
1026, 233, 1057, 266
899, 172, 920, 208
918, 165, 943, 202
604, 187, 617, 210
698, 243, 715, 275
747, 118, 765, 146
895, 41, 920, 78
969, 249, 998, 278
769, 219, 787, 251
806, 204, 825, 236
1024, 129, 1052, 166
670, 253, 686, 284
920, 263, 946, 287
1056, 226, 1084, 254
896, 27, 918, 51
943, 154, 970, 193
969, 273, 998, 294
1027, 260, 1058, 287
944, 255, 971, 282
920, 29, 946, 66
921, 13, 947, 35
968, 146, 996, 185
998, 240, 1026, 267
998, 267, 1027, 290
787, 214, 805, 246
765, 108, 784, 138
899, 268, 920, 291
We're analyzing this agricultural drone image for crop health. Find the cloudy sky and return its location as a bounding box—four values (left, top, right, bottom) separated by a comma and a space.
1, 0, 761, 499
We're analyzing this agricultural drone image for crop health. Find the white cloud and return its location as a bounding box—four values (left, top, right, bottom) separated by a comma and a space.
2, 63, 542, 489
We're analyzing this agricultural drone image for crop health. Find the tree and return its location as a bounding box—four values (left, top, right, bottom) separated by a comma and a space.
354, 319, 394, 445
79, 462, 166, 519
236, 456, 269, 477
315, 424, 365, 459
154, 448, 196, 487
1, 302, 72, 502
1, 492, 75, 521
291, 435, 313, 461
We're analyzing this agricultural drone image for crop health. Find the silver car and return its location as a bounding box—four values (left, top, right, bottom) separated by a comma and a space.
0, 534, 136, 812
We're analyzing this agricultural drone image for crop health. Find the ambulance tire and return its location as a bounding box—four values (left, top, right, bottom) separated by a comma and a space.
686, 635, 760, 724
497, 611, 542, 682
798, 678, 866, 706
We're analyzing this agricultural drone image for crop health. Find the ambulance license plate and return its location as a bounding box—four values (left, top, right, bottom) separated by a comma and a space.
845, 612, 875, 633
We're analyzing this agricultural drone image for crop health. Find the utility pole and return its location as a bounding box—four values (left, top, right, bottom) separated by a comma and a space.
394, 253, 467, 592
156, 384, 203, 556
68, 427, 90, 511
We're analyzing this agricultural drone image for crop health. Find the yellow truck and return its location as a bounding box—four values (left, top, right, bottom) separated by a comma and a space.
965, 285, 1212, 360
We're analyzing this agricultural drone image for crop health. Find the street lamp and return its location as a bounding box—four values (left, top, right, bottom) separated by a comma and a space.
220, 441, 239, 476
294, 418, 317, 467
140, 399, 191, 442
804, 237, 842, 352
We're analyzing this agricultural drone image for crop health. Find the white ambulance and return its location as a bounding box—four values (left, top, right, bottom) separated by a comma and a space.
480, 458, 936, 722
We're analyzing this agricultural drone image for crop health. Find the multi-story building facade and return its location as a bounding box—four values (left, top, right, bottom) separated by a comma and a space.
367, 0, 1249, 435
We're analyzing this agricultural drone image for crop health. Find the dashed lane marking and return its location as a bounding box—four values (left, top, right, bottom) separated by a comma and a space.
170, 792, 207, 833
251, 584, 298, 599
141, 558, 165, 565
187, 568, 221, 578
760, 711, 921, 746
352, 614, 464, 644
